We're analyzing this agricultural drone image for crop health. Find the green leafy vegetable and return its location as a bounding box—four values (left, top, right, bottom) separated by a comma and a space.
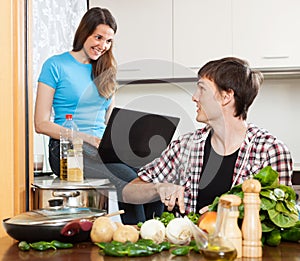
265, 228, 281, 246
280, 221, 300, 242
208, 166, 300, 246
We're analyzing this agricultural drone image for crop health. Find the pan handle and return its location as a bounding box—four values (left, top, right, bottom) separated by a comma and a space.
60, 210, 125, 237
60, 219, 93, 237
53, 190, 80, 198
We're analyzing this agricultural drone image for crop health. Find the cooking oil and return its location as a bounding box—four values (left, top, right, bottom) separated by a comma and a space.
60, 158, 68, 180
67, 167, 83, 182
67, 148, 83, 182
201, 245, 237, 260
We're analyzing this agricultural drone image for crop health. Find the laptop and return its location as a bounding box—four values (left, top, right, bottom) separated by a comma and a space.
98, 107, 180, 168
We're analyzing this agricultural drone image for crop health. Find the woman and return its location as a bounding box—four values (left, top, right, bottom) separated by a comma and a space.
34, 7, 163, 224
122, 57, 293, 215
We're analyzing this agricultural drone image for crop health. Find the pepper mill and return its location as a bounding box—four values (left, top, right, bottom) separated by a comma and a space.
220, 194, 242, 258
241, 178, 262, 258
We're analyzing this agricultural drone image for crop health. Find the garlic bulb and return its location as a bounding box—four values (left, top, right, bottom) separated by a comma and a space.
166, 218, 192, 245
140, 219, 166, 244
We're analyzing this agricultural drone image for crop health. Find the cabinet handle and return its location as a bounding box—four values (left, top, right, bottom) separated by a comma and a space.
262, 56, 289, 59
118, 68, 141, 72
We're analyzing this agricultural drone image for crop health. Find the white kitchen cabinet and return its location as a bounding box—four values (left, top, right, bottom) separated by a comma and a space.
89, 0, 300, 80
89, 0, 173, 81
173, 0, 232, 78
232, 0, 300, 69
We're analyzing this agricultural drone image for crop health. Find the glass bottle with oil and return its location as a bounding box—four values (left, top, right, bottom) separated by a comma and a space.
200, 197, 238, 261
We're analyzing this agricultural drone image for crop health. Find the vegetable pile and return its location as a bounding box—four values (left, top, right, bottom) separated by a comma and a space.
209, 166, 300, 246
92, 212, 202, 257
95, 238, 200, 257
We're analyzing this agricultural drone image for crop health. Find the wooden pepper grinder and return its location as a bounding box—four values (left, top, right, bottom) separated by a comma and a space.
220, 194, 242, 258
241, 178, 262, 258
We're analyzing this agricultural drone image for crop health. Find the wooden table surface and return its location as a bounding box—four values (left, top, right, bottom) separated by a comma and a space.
0, 236, 299, 261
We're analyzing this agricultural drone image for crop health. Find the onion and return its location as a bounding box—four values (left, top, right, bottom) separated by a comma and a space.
166, 218, 192, 245
113, 225, 139, 243
197, 211, 217, 235
140, 219, 166, 244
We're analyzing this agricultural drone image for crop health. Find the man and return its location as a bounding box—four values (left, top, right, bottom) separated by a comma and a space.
122, 57, 293, 215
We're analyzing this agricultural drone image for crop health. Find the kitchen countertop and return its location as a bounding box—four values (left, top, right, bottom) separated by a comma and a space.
1, 236, 299, 261
32, 175, 113, 190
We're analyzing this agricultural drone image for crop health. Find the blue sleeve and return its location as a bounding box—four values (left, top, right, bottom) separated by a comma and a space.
38, 56, 60, 89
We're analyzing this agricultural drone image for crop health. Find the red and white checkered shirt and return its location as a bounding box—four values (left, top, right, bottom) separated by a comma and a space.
138, 123, 293, 213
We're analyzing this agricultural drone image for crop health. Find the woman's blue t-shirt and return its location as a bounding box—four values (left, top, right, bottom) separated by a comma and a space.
38, 52, 112, 138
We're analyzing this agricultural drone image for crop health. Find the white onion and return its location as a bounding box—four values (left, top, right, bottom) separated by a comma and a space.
140, 219, 166, 244
166, 218, 192, 245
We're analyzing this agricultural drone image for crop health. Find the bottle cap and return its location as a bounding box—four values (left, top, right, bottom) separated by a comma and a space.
220, 194, 242, 207
66, 114, 73, 120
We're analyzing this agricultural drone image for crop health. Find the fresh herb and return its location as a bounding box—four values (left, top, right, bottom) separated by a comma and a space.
208, 166, 299, 246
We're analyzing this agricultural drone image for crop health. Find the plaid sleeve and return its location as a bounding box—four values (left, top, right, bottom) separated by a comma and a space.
266, 141, 293, 186
137, 131, 197, 184
138, 139, 183, 183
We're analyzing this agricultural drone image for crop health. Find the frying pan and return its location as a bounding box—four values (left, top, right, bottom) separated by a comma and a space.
2, 207, 108, 243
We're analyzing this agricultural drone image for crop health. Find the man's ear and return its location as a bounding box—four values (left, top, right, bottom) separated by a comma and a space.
222, 89, 234, 106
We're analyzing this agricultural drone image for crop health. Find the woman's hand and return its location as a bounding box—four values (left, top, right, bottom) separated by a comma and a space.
155, 183, 185, 214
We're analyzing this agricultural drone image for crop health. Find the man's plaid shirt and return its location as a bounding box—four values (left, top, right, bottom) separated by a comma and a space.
138, 123, 293, 213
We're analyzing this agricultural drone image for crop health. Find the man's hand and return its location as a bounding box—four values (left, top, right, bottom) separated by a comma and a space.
155, 183, 185, 214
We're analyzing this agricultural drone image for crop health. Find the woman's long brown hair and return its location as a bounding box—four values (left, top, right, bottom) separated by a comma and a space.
73, 7, 117, 99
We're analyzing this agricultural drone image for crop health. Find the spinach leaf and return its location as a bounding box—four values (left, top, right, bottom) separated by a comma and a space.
207, 166, 299, 247
267, 209, 298, 228
260, 197, 276, 210
254, 166, 279, 187
279, 185, 297, 201
261, 222, 275, 233
260, 189, 277, 201
275, 201, 290, 214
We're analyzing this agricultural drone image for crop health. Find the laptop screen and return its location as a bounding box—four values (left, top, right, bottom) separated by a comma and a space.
98, 107, 180, 168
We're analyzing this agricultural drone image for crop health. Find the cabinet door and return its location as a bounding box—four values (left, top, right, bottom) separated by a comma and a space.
89, 0, 173, 80
232, 0, 300, 68
173, 0, 232, 78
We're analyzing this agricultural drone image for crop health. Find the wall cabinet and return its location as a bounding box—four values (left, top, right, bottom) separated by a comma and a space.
89, 0, 173, 81
90, 0, 300, 80
173, 0, 232, 77
232, 0, 300, 69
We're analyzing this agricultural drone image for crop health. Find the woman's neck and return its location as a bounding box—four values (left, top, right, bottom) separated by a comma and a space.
70, 50, 90, 64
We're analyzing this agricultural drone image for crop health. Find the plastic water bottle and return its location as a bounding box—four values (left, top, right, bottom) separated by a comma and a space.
60, 114, 83, 181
